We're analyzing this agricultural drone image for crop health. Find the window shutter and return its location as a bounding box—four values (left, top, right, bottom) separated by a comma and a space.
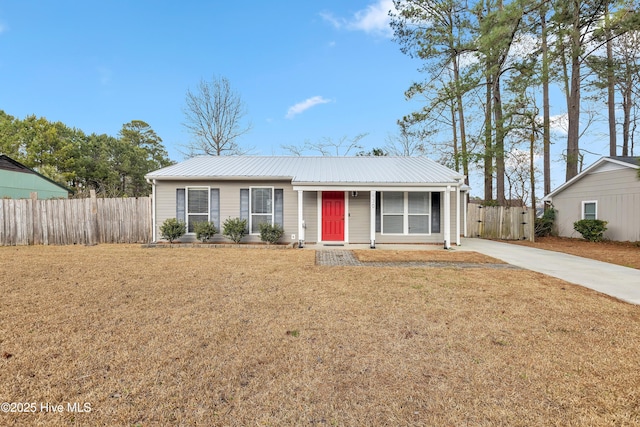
176, 188, 185, 222
210, 188, 220, 230
431, 192, 441, 233
240, 188, 249, 233
375, 192, 381, 232
274, 189, 284, 227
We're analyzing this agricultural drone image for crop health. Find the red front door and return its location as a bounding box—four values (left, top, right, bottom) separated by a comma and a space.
322, 191, 345, 241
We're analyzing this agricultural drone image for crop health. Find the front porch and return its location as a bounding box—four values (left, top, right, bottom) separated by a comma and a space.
294, 187, 467, 249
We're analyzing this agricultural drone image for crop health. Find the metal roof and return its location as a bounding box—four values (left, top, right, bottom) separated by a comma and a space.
145, 156, 466, 185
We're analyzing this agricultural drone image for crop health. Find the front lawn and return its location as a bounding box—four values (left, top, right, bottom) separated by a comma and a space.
1, 245, 638, 426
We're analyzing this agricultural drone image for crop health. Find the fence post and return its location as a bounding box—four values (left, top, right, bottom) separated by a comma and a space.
30, 192, 40, 245
90, 190, 99, 245
528, 208, 535, 242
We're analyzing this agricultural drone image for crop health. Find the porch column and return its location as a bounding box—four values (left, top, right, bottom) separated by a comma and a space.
370, 190, 376, 248
463, 190, 468, 238
444, 186, 451, 249
456, 185, 461, 246
297, 190, 305, 248
151, 179, 157, 242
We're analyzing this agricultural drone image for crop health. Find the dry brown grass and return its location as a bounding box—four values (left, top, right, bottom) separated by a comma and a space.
1, 245, 639, 426
353, 249, 505, 264
509, 236, 640, 269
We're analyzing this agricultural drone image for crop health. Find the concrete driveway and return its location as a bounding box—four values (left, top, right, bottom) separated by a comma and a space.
458, 238, 640, 305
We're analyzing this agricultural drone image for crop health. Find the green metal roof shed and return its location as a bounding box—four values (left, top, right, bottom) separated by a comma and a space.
0, 155, 70, 199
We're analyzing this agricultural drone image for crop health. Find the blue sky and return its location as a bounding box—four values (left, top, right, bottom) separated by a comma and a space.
0, 1, 612, 199
0, 1, 421, 156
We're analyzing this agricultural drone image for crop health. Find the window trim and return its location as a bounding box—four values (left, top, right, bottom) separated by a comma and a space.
249, 186, 275, 235
186, 186, 210, 234
581, 200, 598, 220
381, 191, 431, 235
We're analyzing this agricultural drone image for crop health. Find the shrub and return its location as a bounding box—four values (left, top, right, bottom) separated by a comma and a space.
193, 221, 217, 242
259, 222, 284, 244
160, 218, 186, 243
222, 217, 247, 244
535, 208, 556, 237
573, 219, 608, 242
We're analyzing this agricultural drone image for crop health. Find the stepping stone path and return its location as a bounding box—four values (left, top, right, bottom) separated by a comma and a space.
315, 250, 522, 269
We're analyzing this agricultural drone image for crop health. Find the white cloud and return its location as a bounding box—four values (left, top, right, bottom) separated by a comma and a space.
549, 113, 569, 135
286, 96, 331, 119
534, 113, 569, 135
321, 0, 395, 37
0, 22, 8, 34
506, 147, 542, 170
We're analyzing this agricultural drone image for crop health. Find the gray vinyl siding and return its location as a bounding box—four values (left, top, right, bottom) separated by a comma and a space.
302, 191, 318, 244
155, 180, 298, 243
347, 192, 370, 243
551, 168, 640, 242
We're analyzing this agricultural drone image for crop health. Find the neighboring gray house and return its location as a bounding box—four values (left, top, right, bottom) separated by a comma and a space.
145, 156, 469, 248
543, 156, 640, 242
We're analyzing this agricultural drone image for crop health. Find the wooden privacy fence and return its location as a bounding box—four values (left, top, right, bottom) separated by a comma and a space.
0, 193, 152, 246
467, 204, 535, 241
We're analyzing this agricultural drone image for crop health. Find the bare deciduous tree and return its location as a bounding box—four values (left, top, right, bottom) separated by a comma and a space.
384, 124, 427, 156
281, 134, 368, 156
182, 76, 252, 156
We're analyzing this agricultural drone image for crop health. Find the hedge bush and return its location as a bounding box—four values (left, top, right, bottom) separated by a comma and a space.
259, 223, 284, 244
160, 218, 186, 243
193, 221, 217, 242
573, 219, 608, 242
535, 208, 556, 237
223, 217, 247, 244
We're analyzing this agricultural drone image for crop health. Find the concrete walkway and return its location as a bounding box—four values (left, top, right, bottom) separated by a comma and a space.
457, 238, 640, 305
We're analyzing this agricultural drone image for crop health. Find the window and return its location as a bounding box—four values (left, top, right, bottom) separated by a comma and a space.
382, 192, 404, 233
381, 191, 430, 234
250, 187, 273, 234
176, 188, 219, 234
240, 188, 284, 234
187, 188, 209, 233
582, 201, 597, 220
408, 192, 429, 234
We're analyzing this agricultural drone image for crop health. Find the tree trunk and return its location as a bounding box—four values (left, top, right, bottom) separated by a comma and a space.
453, 58, 469, 185
530, 126, 536, 209
605, 3, 617, 157
450, 99, 459, 172
541, 7, 551, 197
566, 5, 581, 181
623, 82, 631, 156
494, 78, 506, 204
484, 77, 494, 201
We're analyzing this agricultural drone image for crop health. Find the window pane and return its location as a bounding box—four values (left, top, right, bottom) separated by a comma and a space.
383, 215, 403, 233
188, 189, 208, 213
584, 202, 596, 220
188, 215, 208, 233
383, 192, 403, 214
409, 215, 429, 234
251, 214, 271, 233
408, 192, 429, 214
251, 188, 272, 214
